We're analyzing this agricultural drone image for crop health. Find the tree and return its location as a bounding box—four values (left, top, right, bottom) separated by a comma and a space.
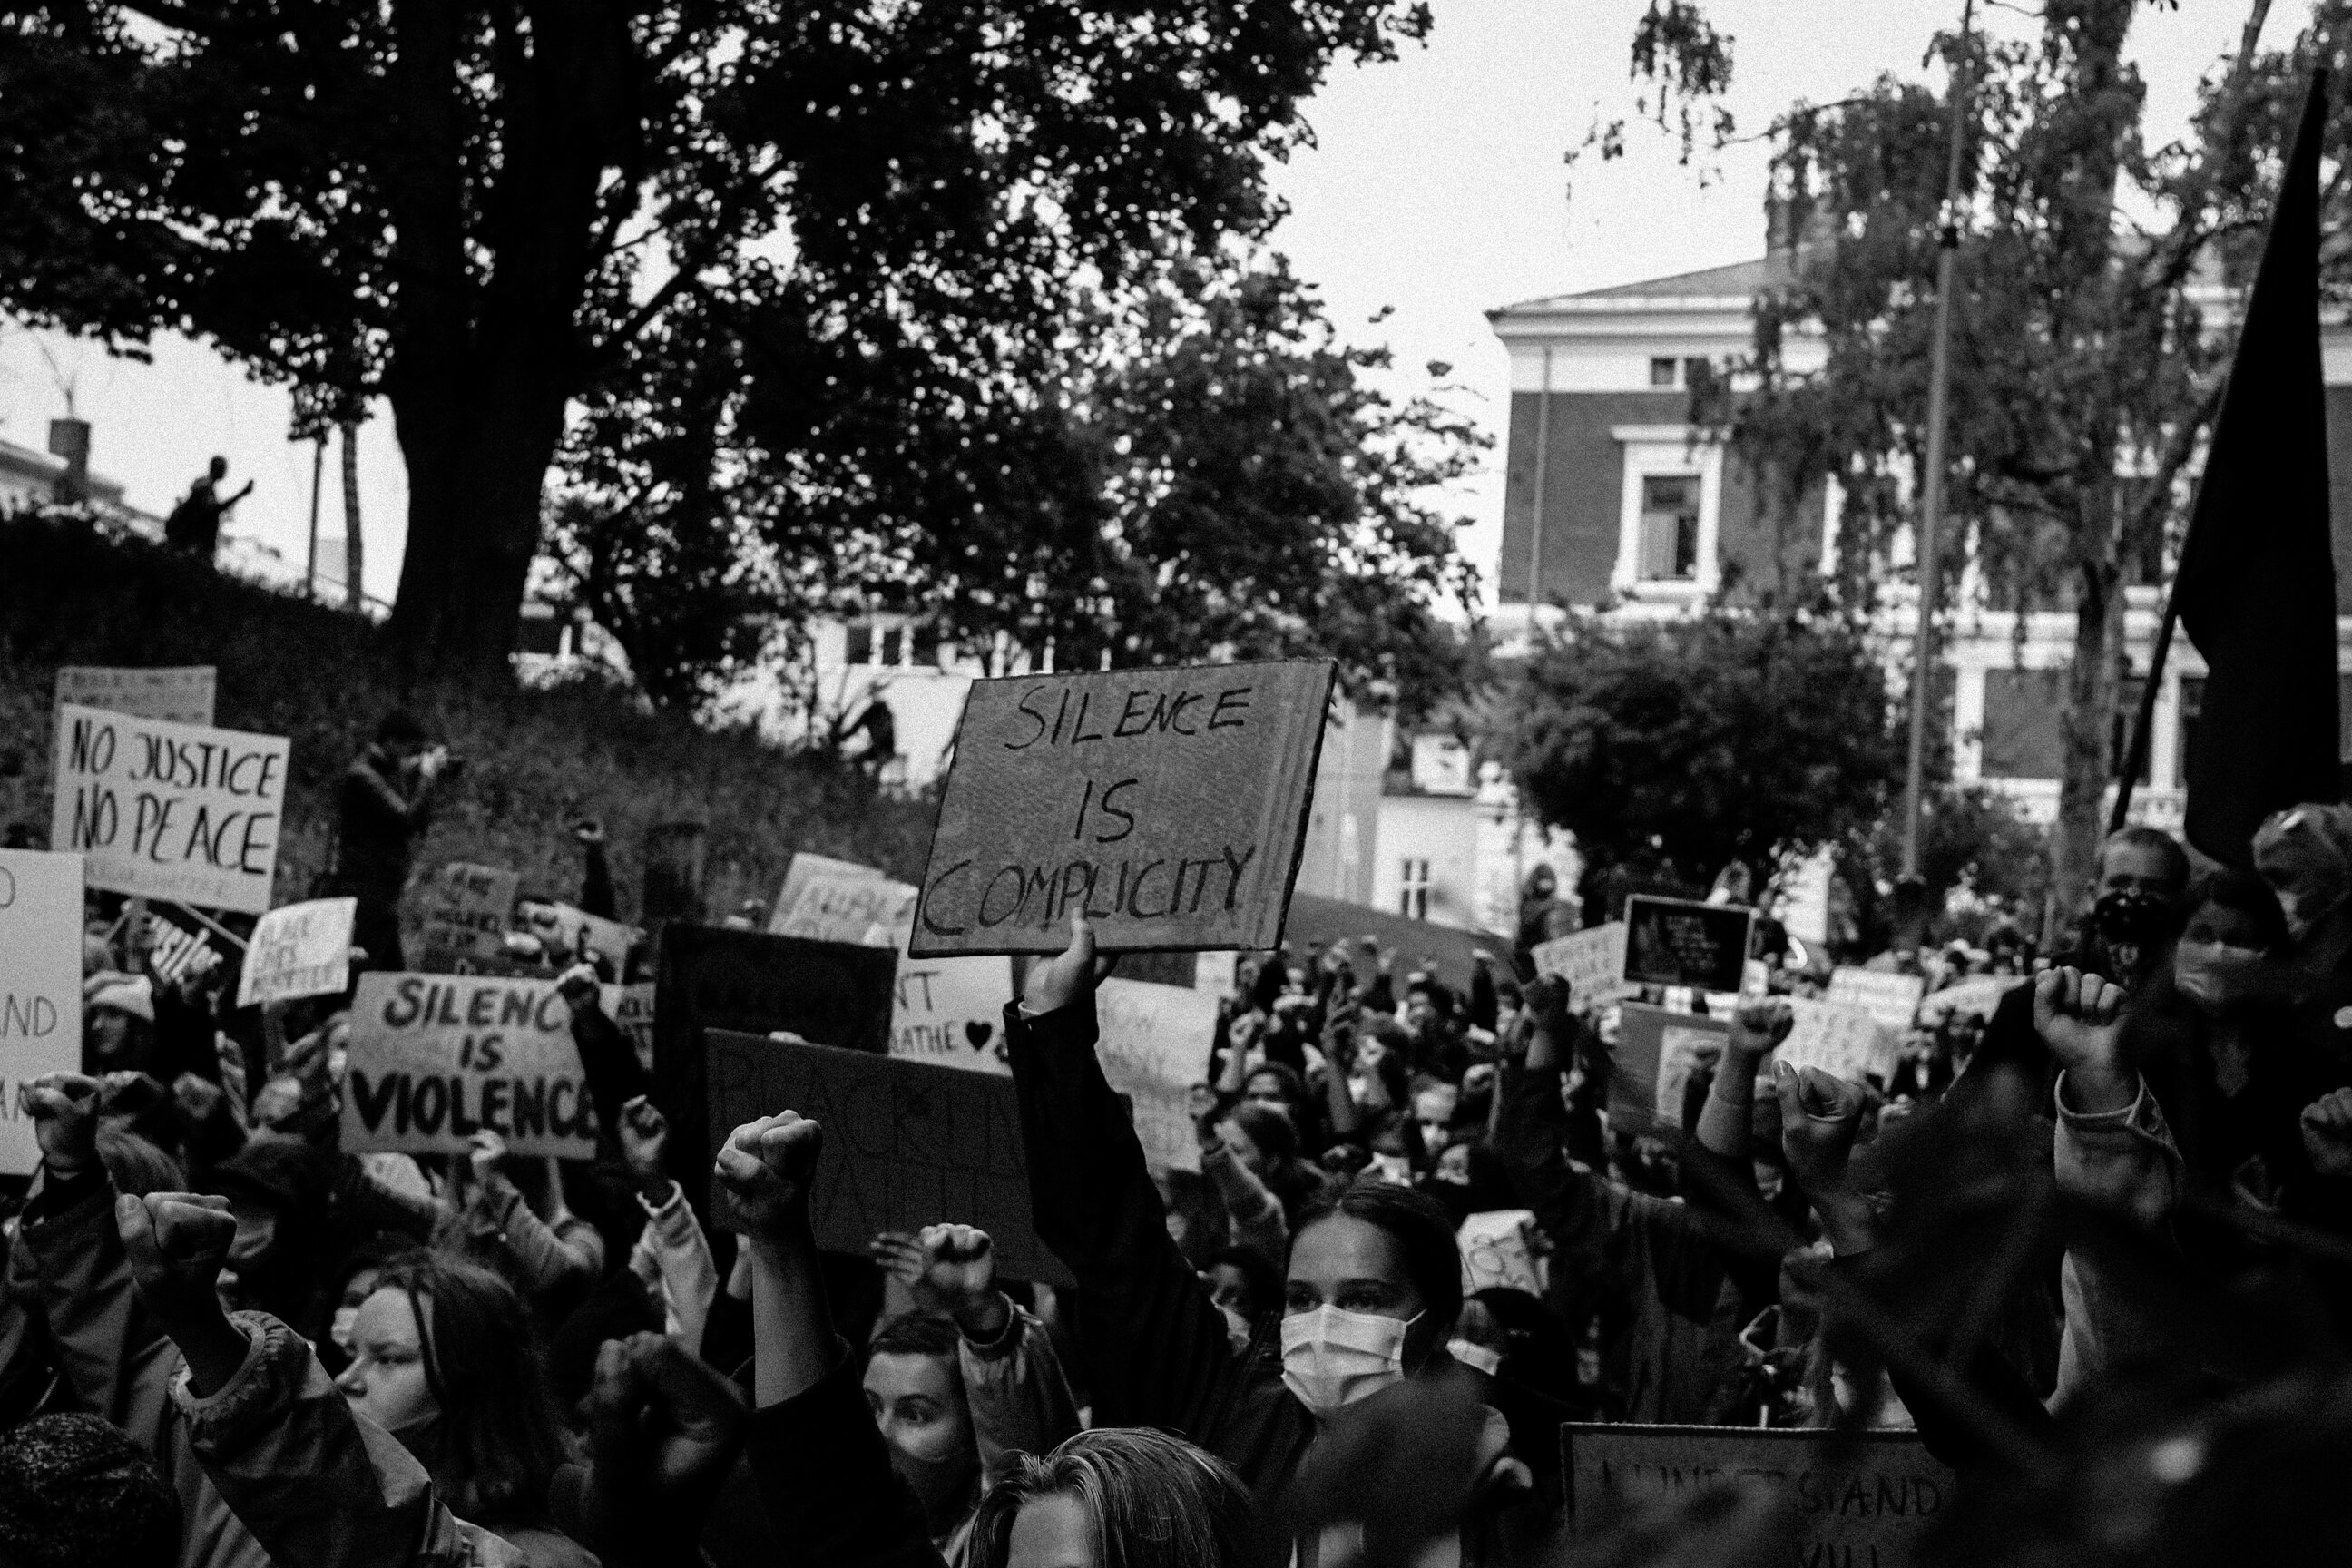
0, 0, 1435, 676
1499, 608, 1902, 911
549, 257, 1482, 719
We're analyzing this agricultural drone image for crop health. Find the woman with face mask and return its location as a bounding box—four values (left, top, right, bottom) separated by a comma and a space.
1004, 913, 1533, 1563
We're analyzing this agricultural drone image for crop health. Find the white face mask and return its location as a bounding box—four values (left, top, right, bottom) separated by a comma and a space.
1447, 1338, 1504, 1377
1280, 1304, 1417, 1416
1370, 1153, 1413, 1185
330, 1306, 359, 1352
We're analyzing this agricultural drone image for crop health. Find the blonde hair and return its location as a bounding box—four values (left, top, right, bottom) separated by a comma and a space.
968, 1427, 1263, 1568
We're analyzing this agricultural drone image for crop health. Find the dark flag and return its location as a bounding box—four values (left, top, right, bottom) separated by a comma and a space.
2176, 72, 2340, 867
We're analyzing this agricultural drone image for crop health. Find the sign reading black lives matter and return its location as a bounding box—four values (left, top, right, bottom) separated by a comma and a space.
1622, 895, 1755, 994
1564, 1425, 1953, 1568
909, 661, 1337, 956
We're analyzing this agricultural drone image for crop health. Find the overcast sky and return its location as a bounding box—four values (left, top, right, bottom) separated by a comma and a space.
0, 0, 2298, 611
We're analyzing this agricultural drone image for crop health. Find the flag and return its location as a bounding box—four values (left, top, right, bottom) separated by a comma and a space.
2176, 71, 2341, 867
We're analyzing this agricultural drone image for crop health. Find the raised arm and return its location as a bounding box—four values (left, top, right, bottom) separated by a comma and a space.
872, 1225, 1082, 1465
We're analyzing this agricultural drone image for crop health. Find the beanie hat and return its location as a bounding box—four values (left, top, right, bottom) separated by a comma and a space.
0, 1414, 179, 1568
82, 974, 153, 1024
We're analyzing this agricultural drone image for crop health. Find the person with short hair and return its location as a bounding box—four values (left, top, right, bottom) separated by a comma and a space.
0, 1413, 180, 1568
329, 711, 453, 973
163, 457, 252, 563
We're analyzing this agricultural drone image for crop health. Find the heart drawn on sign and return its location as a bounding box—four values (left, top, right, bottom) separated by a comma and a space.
965, 1021, 995, 1052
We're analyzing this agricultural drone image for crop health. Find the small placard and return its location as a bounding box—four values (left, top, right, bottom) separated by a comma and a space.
342, 973, 596, 1160
52, 704, 289, 914
1623, 896, 1754, 994
238, 897, 358, 1008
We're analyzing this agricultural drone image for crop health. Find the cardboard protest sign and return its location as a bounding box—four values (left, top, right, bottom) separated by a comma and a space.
888, 954, 1016, 1073
1623, 897, 1754, 993
1093, 977, 1220, 1172
654, 925, 901, 1208
770, 873, 917, 947
601, 983, 657, 1073
142, 908, 220, 986
1608, 1004, 1729, 1137
1458, 1210, 1543, 1296
706, 1031, 1072, 1284
52, 704, 289, 914
237, 897, 358, 1008
1776, 997, 1896, 1084
419, 864, 521, 969
0, 851, 86, 1175
775, 852, 887, 923
1531, 923, 1632, 1007
1827, 967, 1927, 1032
1563, 1425, 1953, 1568
341, 973, 596, 1160
515, 900, 641, 970
55, 666, 217, 726
909, 660, 1338, 957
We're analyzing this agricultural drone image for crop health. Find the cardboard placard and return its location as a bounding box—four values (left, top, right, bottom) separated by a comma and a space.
601, 982, 657, 1073
888, 954, 1016, 1073
770, 873, 917, 947
1776, 998, 1896, 1084
341, 973, 596, 1159
52, 704, 289, 914
1826, 968, 1927, 1032
1458, 1209, 1543, 1296
1531, 923, 1632, 1006
419, 864, 522, 969
655, 925, 901, 1209
705, 1031, 1073, 1284
1608, 1004, 1730, 1137
775, 852, 887, 923
1093, 977, 1220, 1172
515, 900, 640, 970
1563, 1425, 1953, 1568
1623, 897, 1754, 993
908, 660, 1338, 957
55, 666, 217, 727
237, 897, 358, 1008
142, 909, 220, 986
0, 851, 86, 1176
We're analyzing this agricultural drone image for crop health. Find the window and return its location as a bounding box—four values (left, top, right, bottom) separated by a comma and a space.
844, 622, 874, 665
845, 621, 912, 667
1637, 475, 1700, 580
2177, 676, 2203, 782
1398, 858, 1431, 920
1683, 357, 1710, 388
1649, 356, 1679, 387
2112, 677, 2151, 785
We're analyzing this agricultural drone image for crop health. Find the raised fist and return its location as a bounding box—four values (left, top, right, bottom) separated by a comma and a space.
713, 1112, 823, 1237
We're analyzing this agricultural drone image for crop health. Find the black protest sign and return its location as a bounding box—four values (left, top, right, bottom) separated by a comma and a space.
908, 660, 1337, 957
1622, 896, 1754, 993
706, 1031, 1071, 1285
1564, 1425, 1953, 1568
1607, 1004, 1729, 1138
653, 925, 899, 1209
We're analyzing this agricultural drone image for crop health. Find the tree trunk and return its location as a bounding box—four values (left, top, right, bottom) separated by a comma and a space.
2052, 538, 2125, 923
339, 420, 364, 613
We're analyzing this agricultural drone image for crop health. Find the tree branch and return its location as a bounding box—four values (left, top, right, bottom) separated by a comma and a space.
2119, 373, 2227, 560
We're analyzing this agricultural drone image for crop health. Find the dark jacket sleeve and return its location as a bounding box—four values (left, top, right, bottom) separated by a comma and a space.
1004, 997, 1301, 1460
572, 999, 652, 1147
581, 843, 618, 921
9, 1168, 179, 1443
743, 1342, 944, 1568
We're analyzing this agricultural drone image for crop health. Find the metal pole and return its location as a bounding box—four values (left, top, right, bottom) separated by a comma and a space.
1526, 346, 1553, 639
306, 435, 324, 597
2109, 589, 2178, 832
1900, 0, 1975, 878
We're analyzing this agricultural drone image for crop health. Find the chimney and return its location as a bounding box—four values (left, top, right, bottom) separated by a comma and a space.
47, 418, 91, 504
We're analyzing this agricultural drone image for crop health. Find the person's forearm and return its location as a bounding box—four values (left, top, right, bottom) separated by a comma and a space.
2057, 1063, 2139, 1117
949, 1288, 1012, 1343
1323, 1060, 1361, 1137
1812, 1191, 1877, 1257
1696, 1051, 1767, 1161
163, 1301, 253, 1399
749, 1221, 835, 1408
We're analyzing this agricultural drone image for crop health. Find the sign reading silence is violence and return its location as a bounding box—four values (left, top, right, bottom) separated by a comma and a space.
342, 973, 598, 1161
908, 660, 1336, 956
51, 703, 289, 915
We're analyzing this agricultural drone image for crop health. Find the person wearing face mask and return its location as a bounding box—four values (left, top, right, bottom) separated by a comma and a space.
1004, 911, 1537, 1561
863, 1224, 1083, 1565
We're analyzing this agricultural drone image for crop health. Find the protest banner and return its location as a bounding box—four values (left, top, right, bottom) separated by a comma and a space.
237, 897, 358, 1008
1623, 896, 1754, 993
908, 660, 1338, 957
887, 954, 1016, 1073
775, 852, 888, 921
1776, 997, 1896, 1084
55, 665, 217, 726
1563, 1425, 1953, 1568
0, 850, 85, 1175
1531, 923, 1632, 1007
1458, 1210, 1543, 1296
52, 704, 289, 914
601, 982, 657, 1073
515, 899, 641, 969
341, 973, 596, 1160
1609, 1004, 1729, 1137
1093, 977, 1220, 1172
770, 872, 917, 947
419, 864, 521, 969
1827, 967, 1927, 1033
655, 925, 901, 1208
706, 1031, 1073, 1284
142, 908, 220, 986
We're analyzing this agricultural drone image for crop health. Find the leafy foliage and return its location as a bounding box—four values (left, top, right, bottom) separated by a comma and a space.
1500, 608, 1902, 898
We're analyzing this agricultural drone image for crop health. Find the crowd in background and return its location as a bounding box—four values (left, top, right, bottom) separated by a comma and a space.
12, 705, 2352, 1565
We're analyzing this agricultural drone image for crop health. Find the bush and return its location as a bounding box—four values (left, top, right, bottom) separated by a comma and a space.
0, 513, 934, 928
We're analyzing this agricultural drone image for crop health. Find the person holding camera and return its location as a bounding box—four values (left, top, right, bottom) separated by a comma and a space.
329, 710, 457, 974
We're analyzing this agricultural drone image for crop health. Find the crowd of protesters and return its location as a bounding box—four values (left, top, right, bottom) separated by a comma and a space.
13, 706, 2352, 1566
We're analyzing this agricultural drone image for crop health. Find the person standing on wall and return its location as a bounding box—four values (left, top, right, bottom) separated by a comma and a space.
163, 456, 253, 563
